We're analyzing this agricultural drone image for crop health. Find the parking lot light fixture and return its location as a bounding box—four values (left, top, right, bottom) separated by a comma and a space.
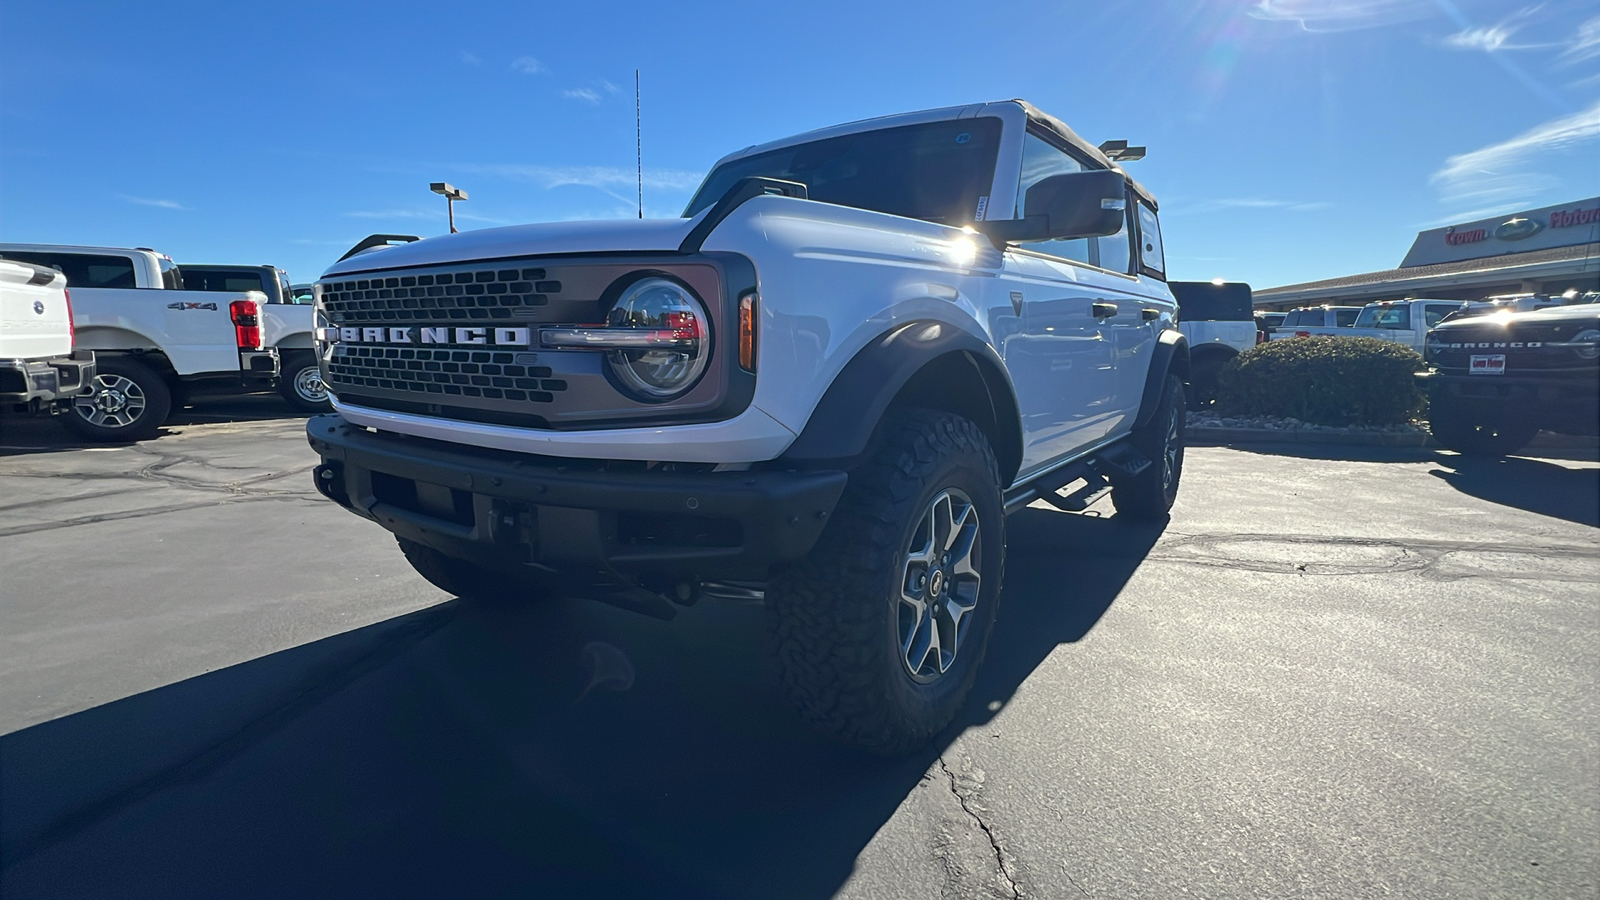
430, 182, 468, 233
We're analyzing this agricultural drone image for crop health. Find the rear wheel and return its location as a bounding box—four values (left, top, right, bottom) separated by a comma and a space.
278, 352, 331, 412
1110, 374, 1186, 520
64, 357, 172, 442
1429, 402, 1536, 458
767, 409, 1005, 755
1187, 352, 1231, 411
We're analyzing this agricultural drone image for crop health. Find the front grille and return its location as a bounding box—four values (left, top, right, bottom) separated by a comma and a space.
320, 266, 565, 324
327, 345, 569, 403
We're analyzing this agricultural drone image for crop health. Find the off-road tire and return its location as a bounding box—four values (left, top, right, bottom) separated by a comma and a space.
1110, 374, 1186, 520
397, 537, 548, 600
63, 356, 172, 443
1428, 402, 1537, 458
766, 408, 1005, 755
278, 351, 332, 413
1187, 353, 1229, 411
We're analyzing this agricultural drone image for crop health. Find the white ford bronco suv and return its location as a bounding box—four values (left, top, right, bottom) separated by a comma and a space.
307, 100, 1190, 752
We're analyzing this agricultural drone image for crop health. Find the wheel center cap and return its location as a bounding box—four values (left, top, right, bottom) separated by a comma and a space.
928, 569, 946, 597
99, 391, 126, 412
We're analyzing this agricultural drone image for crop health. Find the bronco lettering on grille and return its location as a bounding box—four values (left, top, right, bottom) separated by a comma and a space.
320, 326, 533, 347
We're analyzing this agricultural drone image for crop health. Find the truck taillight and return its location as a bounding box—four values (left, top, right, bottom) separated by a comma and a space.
738, 291, 757, 372
230, 299, 262, 350
65, 288, 75, 351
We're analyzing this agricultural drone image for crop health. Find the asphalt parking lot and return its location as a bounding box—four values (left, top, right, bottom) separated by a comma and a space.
2, 400, 1596, 900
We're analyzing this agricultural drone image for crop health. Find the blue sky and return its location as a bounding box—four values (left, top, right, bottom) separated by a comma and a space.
3, 0, 1597, 290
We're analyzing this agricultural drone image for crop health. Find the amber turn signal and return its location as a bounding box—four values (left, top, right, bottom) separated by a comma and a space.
738, 291, 758, 373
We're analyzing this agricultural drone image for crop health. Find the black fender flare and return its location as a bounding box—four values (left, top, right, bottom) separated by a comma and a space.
1133, 328, 1191, 430
781, 321, 1023, 485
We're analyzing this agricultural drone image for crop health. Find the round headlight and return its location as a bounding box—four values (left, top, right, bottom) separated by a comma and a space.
605, 277, 711, 399
1573, 329, 1600, 360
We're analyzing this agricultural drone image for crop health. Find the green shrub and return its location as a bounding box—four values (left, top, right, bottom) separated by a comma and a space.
1215, 336, 1425, 426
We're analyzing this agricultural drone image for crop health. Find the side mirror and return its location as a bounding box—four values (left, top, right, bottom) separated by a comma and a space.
974, 170, 1128, 245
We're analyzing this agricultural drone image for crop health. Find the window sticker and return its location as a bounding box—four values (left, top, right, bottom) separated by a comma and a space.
974, 195, 989, 222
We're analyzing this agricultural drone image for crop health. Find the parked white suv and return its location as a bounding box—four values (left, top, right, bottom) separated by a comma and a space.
0, 244, 278, 440
1168, 280, 1257, 409
306, 100, 1191, 752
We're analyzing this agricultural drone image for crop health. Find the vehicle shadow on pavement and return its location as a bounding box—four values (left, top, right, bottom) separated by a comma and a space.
1224, 443, 1599, 527
0, 507, 1158, 900
1, 396, 308, 457
1428, 456, 1600, 527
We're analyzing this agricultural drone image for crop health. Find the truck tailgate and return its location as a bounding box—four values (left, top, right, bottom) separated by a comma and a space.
0, 261, 73, 360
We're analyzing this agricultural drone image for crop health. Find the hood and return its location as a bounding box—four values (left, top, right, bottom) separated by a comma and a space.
1433, 303, 1600, 335
322, 215, 705, 277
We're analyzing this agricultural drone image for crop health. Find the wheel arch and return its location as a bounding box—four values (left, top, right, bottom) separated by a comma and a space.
1133, 328, 1191, 430
780, 321, 1024, 486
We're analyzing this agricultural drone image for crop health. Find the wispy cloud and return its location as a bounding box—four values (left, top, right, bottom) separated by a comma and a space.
1441, 6, 1549, 52
119, 194, 191, 210
463, 164, 702, 192
1249, 0, 1436, 32
343, 208, 433, 219
562, 88, 602, 104
1561, 14, 1600, 64
510, 56, 544, 75
1431, 99, 1600, 215
1167, 198, 1333, 216
461, 51, 482, 66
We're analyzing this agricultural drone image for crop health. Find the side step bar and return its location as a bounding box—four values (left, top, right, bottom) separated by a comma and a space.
1002, 438, 1152, 515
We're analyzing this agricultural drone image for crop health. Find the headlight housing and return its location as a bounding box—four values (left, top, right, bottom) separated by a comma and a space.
1572, 329, 1600, 360
603, 277, 711, 399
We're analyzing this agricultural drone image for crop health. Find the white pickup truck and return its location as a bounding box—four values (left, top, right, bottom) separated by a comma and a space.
1273, 298, 1465, 354
0, 244, 278, 441
180, 263, 327, 411
0, 261, 95, 417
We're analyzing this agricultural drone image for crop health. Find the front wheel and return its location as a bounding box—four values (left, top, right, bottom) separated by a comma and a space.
1428, 402, 1537, 458
767, 409, 1005, 755
278, 352, 332, 413
1110, 374, 1186, 520
63, 357, 172, 442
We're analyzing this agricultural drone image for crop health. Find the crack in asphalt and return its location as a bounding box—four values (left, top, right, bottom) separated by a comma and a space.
0, 494, 323, 538
1150, 532, 1600, 582
939, 757, 1023, 900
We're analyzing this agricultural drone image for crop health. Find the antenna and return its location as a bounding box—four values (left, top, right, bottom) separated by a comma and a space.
635, 69, 643, 219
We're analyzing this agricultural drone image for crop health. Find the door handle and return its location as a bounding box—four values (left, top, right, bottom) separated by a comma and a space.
1142, 308, 1161, 321
1092, 302, 1118, 319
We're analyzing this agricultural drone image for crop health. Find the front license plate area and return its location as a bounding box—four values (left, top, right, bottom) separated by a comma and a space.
1469, 354, 1506, 375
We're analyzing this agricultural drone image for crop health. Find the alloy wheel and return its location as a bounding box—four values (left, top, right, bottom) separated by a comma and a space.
75, 374, 147, 429
899, 488, 982, 683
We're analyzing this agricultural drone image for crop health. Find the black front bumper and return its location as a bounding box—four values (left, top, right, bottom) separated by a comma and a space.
0, 350, 95, 414
305, 415, 847, 578
1418, 369, 1600, 434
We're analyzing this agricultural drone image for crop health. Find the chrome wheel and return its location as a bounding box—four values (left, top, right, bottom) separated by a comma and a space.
292, 365, 328, 403
75, 374, 147, 429
899, 488, 982, 683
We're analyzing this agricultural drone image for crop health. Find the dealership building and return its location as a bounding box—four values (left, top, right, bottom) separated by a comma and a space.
1253, 197, 1600, 311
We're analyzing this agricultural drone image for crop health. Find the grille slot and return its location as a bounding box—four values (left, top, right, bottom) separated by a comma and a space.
327, 345, 566, 403
321, 266, 553, 324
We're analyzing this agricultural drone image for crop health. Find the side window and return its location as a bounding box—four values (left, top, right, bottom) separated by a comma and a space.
0, 251, 136, 288
1335, 308, 1360, 326
1373, 306, 1411, 329
159, 257, 184, 290
1014, 132, 1090, 265
1424, 303, 1460, 327
1096, 202, 1133, 275
1136, 202, 1165, 279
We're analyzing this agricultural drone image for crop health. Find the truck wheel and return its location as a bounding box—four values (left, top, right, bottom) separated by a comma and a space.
1187, 354, 1229, 411
767, 409, 1005, 755
1110, 374, 1186, 520
64, 357, 172, 442
278, 352, 331, 413
396, 537, 547, 600
1428, 403, 1537, 458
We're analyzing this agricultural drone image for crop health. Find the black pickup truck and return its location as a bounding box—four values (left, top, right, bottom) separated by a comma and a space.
1419, 302, 1600, 457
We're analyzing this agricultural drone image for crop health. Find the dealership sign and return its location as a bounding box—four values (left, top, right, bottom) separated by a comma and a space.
1401, 196, 1600, 268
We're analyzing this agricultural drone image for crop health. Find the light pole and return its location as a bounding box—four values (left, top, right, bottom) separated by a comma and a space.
430, 182, 468, 233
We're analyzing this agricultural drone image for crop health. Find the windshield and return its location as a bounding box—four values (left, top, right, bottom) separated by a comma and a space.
1354, 305, 1411, 329
683, 117, 1003, 226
